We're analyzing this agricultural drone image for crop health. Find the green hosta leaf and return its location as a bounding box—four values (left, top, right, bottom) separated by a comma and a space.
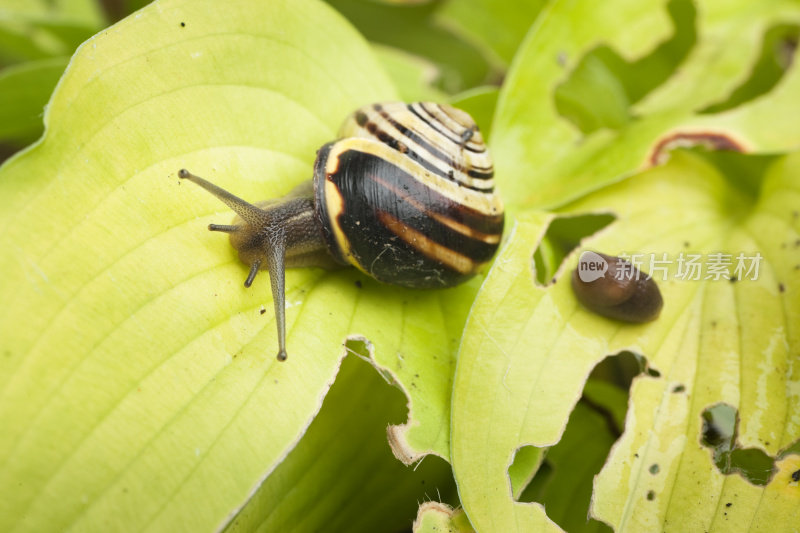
0, 0, 103, 62
492, 0, 800, 210
0, 0, 103, 152
553, 52, 632, 134
553, 0, 698, 135
449, 86, 498, 141
582, 377, 629, 435
586, 152, 800, 530
0, 56, 68, 145
104, 0, 155, 24
372, 43, 447, 102
457, 2, 800, 526
452, 150, 800, 531
436, 0, 547, 69
452, 210, 563, 533
0, 0, 474, 530
326, 0, 493, 93
0, 0, 103, 23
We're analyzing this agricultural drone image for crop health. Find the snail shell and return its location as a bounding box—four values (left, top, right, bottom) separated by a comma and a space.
315, 102, 503, 288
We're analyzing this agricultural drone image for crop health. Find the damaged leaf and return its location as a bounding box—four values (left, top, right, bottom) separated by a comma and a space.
452, 0, 800, 529
0, 0, 472, 530
452, 151, 800, 531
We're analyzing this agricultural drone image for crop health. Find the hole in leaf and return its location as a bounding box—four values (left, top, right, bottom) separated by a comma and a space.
699, 403, 800, 486
554, 0, 696, 134
700, 23, 799, 114
343, 337, 396, 385
532, 213, 616, 286
729, 448, 775, 486
344, 337, 371, 358
225, 351, 458, 530
508, 445, 546, 501
508, 350, 658, 532
780, 439, 800, 458
701, 403, 737, 449
511, 408, 614, 533
589, 349, 661, 387
646, 367, 661, 378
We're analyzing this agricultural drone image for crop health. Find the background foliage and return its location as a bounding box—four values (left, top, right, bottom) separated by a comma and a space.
0, 0, 798, 532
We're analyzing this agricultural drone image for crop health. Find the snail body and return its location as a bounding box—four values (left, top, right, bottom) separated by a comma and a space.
179, 102, 504, 360
571, 251, 663, 323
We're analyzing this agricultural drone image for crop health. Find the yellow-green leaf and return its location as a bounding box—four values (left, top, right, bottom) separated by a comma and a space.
0, 0, 488, 530
452, 150, 800, 531
492, 0, 800, 210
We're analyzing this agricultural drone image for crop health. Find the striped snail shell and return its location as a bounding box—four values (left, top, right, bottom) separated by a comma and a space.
178, 102, 504, 361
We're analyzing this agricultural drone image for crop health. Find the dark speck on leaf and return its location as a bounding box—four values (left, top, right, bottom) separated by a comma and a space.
726, 502, 732, 507
355, 280, 362, 289
646, 490, 655, 501
180, 21, 186, 27
649, 464, 660, 475
792, 469, 800, 482
779, 283, 785, 293
729, 277, 737, 283
684, 241, 690, 248
673, 384, 686, 393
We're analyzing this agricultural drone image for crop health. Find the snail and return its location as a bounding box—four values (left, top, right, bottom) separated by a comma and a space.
572, 251, 663, 323
178, 102, 504, 361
